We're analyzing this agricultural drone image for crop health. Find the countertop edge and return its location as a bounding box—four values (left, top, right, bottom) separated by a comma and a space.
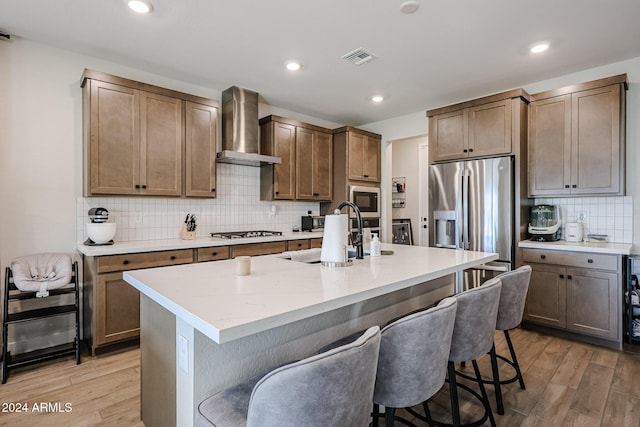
518, 240, 632, 255
77, 232, 325, 256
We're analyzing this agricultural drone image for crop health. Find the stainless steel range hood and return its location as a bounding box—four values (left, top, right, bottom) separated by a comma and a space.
216, 86, 281, 166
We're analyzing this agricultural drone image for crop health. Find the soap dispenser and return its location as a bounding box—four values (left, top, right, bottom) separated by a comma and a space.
370, 234, 381, 257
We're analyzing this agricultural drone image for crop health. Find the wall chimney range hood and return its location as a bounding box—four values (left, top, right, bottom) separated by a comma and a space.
216, 86, 281, 166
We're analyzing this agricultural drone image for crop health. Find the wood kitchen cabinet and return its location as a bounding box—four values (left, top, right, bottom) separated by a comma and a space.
259, 115, 333, 201
522, 247, 622, 347
83, 249, 194, 354
81, 69, 219, 198
296, 127, 332, 200
528, 74, 627, 197
185, 101, 218, 197
333, 127, 381, 183
427, 90, 528, 163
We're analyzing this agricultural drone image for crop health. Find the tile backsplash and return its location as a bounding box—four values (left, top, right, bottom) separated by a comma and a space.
534, 196, 633, 243
77, 164, 319, 243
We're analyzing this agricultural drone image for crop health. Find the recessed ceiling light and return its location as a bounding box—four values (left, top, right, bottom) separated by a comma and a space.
399, 0, 419, 14
127, 0, 153, 14
285, 60, 302, 71
530, 42, 550, 54
372, 95, 384, 103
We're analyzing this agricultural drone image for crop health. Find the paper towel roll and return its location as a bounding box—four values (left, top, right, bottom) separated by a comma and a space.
321, 214, 349, 263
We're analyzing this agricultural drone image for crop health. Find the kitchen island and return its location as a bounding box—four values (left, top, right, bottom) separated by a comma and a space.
124, 243, 497, 427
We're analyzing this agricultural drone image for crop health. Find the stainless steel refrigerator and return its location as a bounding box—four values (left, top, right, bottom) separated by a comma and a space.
429, 156, 514, 292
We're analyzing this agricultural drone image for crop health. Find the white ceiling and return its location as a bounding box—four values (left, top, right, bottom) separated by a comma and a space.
2, 0, 640, 126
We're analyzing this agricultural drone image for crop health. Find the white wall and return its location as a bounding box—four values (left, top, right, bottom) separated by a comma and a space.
391, 136, 427, 245
365, 56, 640, 254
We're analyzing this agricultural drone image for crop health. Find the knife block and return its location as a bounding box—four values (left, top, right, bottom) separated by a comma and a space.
179, 224, 196, 240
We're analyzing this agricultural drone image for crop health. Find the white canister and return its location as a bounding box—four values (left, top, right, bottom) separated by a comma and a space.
565, 222, 584, 242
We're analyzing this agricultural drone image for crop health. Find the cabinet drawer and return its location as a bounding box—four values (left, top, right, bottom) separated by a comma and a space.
231, 241, 287, 257
97, 249, 194, 273
287, 239, 310, 251
197, 246, 230, 262
310, 238, 323, 249
522, 248, 618, 271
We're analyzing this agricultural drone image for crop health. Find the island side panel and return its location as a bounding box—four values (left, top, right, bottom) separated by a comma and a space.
193, 274, 453, 412
141, 294, 176, 426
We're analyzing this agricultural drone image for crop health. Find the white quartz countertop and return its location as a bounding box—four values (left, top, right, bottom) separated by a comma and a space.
518, 239, 632, 255
76, 231, 324, 256
124, 244, 497, 344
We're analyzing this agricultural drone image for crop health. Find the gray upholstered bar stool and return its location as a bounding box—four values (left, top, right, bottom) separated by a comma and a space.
428, 278, 502, 427
486, 265, 531, 415
372, 296, 457, 427
195, 326, 380, 427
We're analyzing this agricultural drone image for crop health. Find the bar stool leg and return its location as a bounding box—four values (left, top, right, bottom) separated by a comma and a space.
472, 360, 496, 427
373, 403, 380, 427
489, 344, 504, 415
448, 361, 462, 427
504, 330, 525, 389
385, 407, 395, 427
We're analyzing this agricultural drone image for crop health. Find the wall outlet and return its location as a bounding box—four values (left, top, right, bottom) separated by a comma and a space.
178, 335, 189, 374
134, 212, 143, 225
577, 212, 586, 222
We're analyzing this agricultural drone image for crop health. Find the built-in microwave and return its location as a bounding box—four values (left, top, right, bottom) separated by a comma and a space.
349, 185, 380, 218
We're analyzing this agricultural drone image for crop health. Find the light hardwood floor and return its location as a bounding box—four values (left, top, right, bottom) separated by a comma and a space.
1, 328, 639, 426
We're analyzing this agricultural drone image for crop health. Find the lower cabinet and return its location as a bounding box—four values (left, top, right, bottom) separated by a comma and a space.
522, 248, 621, 344
83, 249, 194, 354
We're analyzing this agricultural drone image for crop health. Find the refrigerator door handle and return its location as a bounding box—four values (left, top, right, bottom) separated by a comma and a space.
462, 169, 470, 250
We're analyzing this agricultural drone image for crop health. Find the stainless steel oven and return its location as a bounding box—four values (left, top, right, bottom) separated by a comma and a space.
349, 185, 380, 218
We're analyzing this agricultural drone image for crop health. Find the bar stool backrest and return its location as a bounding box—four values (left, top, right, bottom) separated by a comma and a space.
494, 265, 532, 331
449, 278, 502, 363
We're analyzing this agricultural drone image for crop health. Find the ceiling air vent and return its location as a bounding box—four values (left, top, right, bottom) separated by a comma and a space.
341, 48, 376, 65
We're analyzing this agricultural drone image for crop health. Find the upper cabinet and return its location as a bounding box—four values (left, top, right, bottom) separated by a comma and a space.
528, 75, 627, 197
259, 115, 333, 201
334, 127, 381, 183
81, 69, 219, 198
427, 90, 529, 163
185, 102, 218, 197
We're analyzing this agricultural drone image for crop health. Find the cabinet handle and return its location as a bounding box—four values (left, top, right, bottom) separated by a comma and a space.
567, 275, 572, 280
423, 225, 427, 229
559, 274, 564, 279
142, 185, 147, 189
135, 185, 140, 189
123, 260, 129, 265
313, 193, 319, 196
463, 149, 468, 153
572, 184, 577, 188
364, 175, 369, 178
565, 185, 570, 188
587, 259, 593, 264
211, 252, 217, 256
468, 148, 474, 153
170, 256, 176, 260
540, 255, 546, 259
275, 191, 279, 195
211, 188, 216, 192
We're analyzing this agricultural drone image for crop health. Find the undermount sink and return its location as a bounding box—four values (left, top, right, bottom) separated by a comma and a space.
278, 248, 369, 264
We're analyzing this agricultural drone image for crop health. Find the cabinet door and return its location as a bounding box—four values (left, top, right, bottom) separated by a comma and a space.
89, 80, 140, 195
347, 132, 367, 180
565, 268, 618, 339
95, 272, 140, 346
364, 136, 381, 182
139, 91, 183, 196
468, 99, 512, 157
185, 102, 217, 197
429, 110, 467, 162
274, 122, 296, 199
528, 95, 572, 197
313, 131, 333, 199
296, 127, 315, 199
571, 85, 621, 195
523, 263, 566, 328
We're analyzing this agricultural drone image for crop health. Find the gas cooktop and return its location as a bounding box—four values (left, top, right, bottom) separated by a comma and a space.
210, 231, 283, 240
